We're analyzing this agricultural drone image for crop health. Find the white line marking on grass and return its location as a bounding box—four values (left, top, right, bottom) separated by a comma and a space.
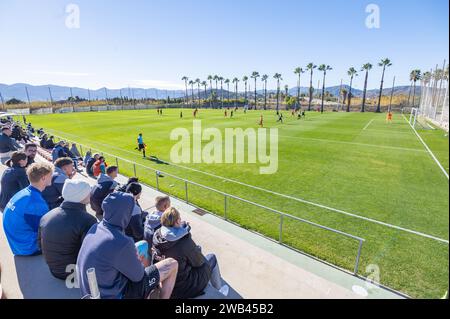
278, 135, 426, 153
46, 128, 449, 244
402, 114, 449, 180
363, 119, 375, 130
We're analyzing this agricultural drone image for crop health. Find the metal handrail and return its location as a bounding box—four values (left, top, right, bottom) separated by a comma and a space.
51, 132, 365, 274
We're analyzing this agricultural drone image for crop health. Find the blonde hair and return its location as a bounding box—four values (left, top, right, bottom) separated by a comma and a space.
161, 207, 180, 227
26, 162, 54, 184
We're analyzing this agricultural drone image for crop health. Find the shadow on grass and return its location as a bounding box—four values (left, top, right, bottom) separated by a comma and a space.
146, 156, 170, 165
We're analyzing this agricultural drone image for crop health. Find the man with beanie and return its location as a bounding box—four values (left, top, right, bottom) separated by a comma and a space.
39, 179, 97, 280
77, 192, 178, 299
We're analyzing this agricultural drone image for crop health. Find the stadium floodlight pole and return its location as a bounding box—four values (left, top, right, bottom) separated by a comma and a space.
87, 88, 91, 102
388, 76, 396, 113
337, 79, 343, 111
70, 87, 74, 107
0, 91, 5, 110
48, 86, 54, 106
25, 86, 31, 105
104, 88, 108, 105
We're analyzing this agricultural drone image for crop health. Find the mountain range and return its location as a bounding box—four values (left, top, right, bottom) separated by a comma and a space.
0, 83, 418, 102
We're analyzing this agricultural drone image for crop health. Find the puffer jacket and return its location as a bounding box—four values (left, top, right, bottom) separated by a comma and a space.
153, 224, 211, 299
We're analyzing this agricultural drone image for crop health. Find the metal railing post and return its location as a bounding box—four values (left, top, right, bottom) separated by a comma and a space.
115, 157, 119, 168
224, 195, 227, 220
155, 171, 159, 190
80, 145, 84, 157
185, 181, 189, 203
133, 163, 137, 177
279, 214, 283, 243
354, 240, 364, 275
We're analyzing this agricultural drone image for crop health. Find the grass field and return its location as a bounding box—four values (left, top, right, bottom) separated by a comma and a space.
26, 108, 449, 298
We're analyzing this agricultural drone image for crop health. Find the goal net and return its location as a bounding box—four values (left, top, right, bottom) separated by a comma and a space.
409, 108, 435, 130
418, 63, 449, 132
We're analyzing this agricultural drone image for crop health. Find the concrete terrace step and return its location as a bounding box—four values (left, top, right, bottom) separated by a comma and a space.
0, 155, 405, 299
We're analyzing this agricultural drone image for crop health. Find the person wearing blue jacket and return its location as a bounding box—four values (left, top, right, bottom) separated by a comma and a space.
76, 192, 178, 299
0, 151, 30, 211
2, 162, 54, 256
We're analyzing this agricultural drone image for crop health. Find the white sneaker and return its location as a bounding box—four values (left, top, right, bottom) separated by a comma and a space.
219, 284, 229, 296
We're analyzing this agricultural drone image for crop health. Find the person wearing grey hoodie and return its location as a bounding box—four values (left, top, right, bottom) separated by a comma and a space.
153, 207, 225, 299
76, 192, 178, 299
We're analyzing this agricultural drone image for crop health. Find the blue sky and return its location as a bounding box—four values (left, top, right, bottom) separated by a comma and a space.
0, 0, 448, 90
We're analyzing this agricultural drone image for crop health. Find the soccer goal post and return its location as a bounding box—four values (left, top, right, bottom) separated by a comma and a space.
409, 107, 419, 128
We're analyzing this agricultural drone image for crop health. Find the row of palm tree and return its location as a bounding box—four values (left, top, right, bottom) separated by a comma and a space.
418, 64, 448, 118
181, 58, 394, 112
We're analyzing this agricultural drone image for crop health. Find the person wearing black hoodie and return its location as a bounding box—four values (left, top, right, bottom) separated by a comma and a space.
153, 207, 226, 299
0, 151, 29, 211
115, 177, 139, 193
85, 153, 99, 177
124, 182, 146, 242
76, 192, 178, 299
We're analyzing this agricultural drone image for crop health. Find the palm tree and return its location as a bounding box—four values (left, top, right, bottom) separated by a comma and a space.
225, 79, 231, 101
406, 80, 413, 109
189, 80, 195, 107
242, 76, 249, 104
376, 58, 392, 113
219, 76, 224, 108
346, 67, 358, 112
306, 63, 317, 111
273, 73, 283, 113
341, 88, 348, 105
410, 69, 422, 108
181, 76, 189, 106
232, 78, 239, 107
360, 63, 373, 112
195, 78, 201, 105
201, 81, 207, 106
251, 71, 260, 109
294, 67, 305, 109
213, 75, 219, 108
207, 75, 213, 107
318, 64, 332, 113
261, 74, 268, 110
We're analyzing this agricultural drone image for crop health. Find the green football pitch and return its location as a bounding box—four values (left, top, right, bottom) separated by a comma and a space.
27, 108, 449, 298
